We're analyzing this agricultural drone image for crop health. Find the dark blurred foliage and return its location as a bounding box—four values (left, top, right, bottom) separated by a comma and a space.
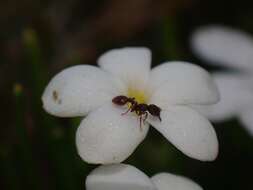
1, 0, 253, 189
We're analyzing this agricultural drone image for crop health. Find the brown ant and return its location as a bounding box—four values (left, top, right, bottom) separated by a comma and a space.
112, 95, 162, 129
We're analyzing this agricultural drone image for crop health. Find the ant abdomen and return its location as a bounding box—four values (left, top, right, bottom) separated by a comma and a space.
148, 104, 162, 121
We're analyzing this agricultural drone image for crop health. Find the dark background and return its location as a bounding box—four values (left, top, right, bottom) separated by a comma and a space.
1, 0, 253, 189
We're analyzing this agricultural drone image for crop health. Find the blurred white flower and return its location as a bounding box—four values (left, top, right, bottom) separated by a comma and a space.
86, 164, 203, 190
191, 25, 253, 135
191, 25, 253, 72
42, 47, 219, 164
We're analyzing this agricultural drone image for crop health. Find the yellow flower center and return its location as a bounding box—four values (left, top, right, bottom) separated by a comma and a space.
127, 86, 148, 104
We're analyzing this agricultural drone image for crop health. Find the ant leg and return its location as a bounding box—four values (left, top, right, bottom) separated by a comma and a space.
121, 106, 131, 115
121, 102, 136, 115
143, 112, 148, 124
130, 102, 137, 112
158, 115, 162, 122
139, 115, 143, 131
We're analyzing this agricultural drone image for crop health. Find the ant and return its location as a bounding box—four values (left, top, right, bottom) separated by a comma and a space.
112, 95, 162, 129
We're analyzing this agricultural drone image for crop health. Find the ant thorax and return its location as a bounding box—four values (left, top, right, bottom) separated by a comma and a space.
112, 95, 162, 129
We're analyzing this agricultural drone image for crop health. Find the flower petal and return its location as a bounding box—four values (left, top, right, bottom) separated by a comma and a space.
98, 47, 151, 90
193, 72, 253, 121
151, 173, 203, 190
148, 105, 218, 161
42, 65, 125, 117
86, 164, 157, 190
76, 103, 149, 164
239, 107, 253, 136
191, 25, 253, 71
149, 62, 219, 107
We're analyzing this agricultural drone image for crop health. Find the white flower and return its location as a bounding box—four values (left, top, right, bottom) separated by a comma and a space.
191, 25, 253, 135
42, 47, 219, 164
86, 164, 203, 190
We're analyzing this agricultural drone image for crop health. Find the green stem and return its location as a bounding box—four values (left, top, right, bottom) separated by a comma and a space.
22, 28, 80, 190
13, 83, 41, 190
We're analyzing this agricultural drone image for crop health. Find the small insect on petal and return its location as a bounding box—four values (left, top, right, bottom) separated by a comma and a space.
112, 95, 162, 130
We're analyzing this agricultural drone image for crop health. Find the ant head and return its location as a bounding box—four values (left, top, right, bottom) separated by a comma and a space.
112, 95, 130, 105
148, 104, 162, 121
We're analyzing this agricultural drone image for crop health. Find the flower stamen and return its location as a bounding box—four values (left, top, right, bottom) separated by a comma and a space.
127, 86, 148, 104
